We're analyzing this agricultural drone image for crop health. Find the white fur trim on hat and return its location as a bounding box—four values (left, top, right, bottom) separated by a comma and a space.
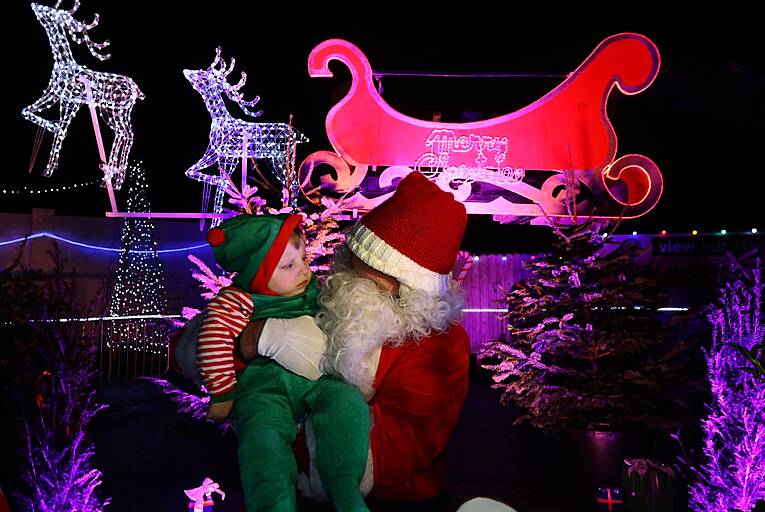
345, 223, 451, 295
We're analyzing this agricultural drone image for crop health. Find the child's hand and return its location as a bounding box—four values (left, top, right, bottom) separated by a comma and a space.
237, 318, 267, 363
207, 400, 233, 420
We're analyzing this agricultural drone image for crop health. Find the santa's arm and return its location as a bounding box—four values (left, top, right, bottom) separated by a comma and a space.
368, 327, 470, 495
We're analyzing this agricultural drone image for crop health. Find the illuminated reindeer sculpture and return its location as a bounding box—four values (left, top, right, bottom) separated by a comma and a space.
184, 48, 307, 222
22, 1, 143, 189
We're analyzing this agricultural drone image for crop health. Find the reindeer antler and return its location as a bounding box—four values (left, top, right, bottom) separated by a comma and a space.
231, 71, 247, 92
225, 70, 262, 117
223, 57, 236, 77
209, 48, 263, 117
53, 0, 80, 13
210, 47, 224, 72
209, 48, 236, 76
68, 10, 111, 61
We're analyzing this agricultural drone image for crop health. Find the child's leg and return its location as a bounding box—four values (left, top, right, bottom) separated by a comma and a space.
234, 360, 312, 512
304, 377, 370, 512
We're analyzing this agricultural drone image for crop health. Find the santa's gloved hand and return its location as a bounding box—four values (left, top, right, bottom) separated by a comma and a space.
259, 316, 327, 381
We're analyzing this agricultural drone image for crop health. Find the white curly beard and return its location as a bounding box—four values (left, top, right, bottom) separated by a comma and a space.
316, 247, 464, 396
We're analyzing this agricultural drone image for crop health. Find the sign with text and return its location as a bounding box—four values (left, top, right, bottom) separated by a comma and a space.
652, 235, 764, 257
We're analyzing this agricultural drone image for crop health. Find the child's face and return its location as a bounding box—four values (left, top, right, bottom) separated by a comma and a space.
267, 236, 312, 297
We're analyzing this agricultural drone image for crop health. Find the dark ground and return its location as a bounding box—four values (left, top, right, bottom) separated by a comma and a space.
90, 358, 686, 512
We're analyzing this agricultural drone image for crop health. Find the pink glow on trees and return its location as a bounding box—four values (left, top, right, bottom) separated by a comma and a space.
689, 262, 765, 511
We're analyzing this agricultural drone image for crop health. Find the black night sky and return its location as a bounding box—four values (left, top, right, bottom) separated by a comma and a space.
5, 3, 763, 253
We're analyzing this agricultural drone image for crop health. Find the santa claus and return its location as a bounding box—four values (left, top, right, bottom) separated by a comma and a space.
237, 171, 471, 500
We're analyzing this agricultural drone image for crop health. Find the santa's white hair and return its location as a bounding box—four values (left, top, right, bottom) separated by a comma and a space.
316, 245, 464, 394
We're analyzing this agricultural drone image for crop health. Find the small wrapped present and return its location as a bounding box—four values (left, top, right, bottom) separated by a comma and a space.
596, 486, 624, 511
621, 458, 675, 512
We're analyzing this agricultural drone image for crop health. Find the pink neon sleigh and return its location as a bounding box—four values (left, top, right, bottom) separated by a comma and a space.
299, 33, 664, 222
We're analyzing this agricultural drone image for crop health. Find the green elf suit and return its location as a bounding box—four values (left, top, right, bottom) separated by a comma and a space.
197, 213, 369, 512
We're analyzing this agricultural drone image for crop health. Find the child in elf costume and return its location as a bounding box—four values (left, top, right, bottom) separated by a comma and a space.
196, 213, 369, 512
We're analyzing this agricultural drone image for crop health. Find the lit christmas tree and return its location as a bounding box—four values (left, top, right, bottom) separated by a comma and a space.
108, 162, 168, 376
480, 221, 697, 432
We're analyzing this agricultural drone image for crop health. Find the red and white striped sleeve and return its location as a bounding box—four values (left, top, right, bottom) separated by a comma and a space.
196, 287, 254, 402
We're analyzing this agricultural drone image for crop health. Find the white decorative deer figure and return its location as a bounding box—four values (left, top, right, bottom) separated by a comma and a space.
184, 48, 308, 221
22, 1, 143, 189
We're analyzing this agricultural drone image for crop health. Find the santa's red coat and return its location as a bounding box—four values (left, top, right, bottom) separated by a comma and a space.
367, 325, 471, 500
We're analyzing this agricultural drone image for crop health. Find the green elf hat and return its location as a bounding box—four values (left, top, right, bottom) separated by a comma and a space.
206, 213, 303, 293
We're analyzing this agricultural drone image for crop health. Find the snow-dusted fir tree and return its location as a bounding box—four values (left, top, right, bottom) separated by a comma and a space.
688, 260, 764, 512
480, 221, 696, 432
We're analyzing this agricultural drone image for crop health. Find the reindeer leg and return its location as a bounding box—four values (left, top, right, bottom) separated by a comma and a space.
107, 107, 135, 190
209, 156, 238, 226
98, 107, 121, 186
22, 87, 60, 133
186, 147, 220, 185
218, 156, 239, 201
271, 154, 287, 186
44, 100, 80, 177
211, 185, 226, 227
271, 155, 293, 205
117, 106, 137, 189
211, 156, 240, 222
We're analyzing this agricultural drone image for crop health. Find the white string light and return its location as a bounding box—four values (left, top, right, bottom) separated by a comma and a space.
1, 179, 99, 195
22, 1, 143, 189
1, 230, 757, 254
631, 230, 760, 237
0, 232, 209, 254
1, 313, 183, 326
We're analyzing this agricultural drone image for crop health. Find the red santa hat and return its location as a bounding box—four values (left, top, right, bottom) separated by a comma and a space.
344, 171, 467, 294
